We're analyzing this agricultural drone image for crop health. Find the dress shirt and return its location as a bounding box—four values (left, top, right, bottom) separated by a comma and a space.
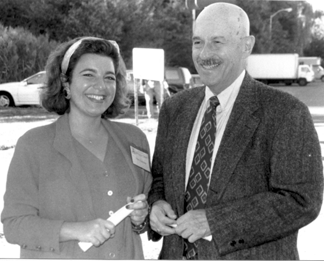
185, 70, 246, 188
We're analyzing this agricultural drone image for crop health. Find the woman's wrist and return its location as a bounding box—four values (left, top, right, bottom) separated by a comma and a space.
131, 205, 150, 234
131, 217, 148, 234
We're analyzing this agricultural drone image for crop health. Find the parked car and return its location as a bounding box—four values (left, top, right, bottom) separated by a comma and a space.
165, 67, 193, 94
191, 74, 205, 88
0, 71, 46, 107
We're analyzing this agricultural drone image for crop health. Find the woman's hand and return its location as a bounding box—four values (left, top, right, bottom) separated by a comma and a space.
60, 219, 116, 247
127, 194, 148, 226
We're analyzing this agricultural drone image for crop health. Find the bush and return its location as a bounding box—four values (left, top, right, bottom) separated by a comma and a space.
0, 23, 58, 83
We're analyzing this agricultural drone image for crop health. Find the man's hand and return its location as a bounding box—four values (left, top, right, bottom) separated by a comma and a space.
149, 200, 177, 236
175, 209, 211, 243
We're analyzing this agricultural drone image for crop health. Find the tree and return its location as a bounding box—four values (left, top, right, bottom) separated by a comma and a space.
0, 24, 58, 83
0, 0, 321, 73
303, 15, 324, 63
141, 0, 193, 70
107, 0, 193, 71
60, 0, 124, 41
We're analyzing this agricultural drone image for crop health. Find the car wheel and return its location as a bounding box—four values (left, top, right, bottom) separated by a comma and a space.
0, 92, 14, 107
298, 78, 307, 86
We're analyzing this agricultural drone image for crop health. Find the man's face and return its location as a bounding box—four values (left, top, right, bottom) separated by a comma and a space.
192, 15, 246, 92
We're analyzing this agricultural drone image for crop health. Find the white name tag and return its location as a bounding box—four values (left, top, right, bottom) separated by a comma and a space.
130, 146, 150, 172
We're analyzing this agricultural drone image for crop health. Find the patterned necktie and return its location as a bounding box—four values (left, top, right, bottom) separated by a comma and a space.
183, 96, 219, 260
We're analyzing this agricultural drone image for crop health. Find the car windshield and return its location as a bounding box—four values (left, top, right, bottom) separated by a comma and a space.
24, 72, 47, 85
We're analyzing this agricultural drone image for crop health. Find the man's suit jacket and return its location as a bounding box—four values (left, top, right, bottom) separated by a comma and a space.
1, 114, 152, 259
148, 73, 323, 259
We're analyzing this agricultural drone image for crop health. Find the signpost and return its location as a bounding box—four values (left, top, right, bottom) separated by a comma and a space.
132, 48, 165, 125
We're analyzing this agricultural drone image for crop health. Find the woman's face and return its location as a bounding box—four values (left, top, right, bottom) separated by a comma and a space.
67, 53, 116, 118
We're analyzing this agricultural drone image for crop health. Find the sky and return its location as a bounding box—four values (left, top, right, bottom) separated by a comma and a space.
306, 0, 324, 12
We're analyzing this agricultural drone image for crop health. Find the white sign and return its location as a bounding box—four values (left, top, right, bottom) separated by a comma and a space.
132, 48, 165, 81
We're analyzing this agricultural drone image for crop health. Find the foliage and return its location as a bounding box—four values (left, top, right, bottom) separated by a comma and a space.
125, 0, 193, 70
0, 24, 58, 83
0, 0, 322, 74
303, 14, 324, 64
304, 37, 324, 64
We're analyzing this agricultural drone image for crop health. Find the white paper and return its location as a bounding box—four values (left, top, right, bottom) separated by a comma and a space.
169, 224, 212, 241
78, 203, 134, 252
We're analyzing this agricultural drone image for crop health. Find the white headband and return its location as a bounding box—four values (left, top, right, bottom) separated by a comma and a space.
60, 37, 120, 75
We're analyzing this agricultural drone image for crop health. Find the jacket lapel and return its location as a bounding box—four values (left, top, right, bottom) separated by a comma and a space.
171, 87, 205, 213
208, 74, 261, 200
53, 114, 95, 218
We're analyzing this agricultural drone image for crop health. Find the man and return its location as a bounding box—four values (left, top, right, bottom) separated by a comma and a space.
148, 2, 323, 260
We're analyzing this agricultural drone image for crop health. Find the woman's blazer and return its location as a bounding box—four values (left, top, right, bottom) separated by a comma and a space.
1, 113, 152, 258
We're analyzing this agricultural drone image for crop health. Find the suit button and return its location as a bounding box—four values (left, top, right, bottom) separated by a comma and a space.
107, 190, 113, 196
109, 210, 114, 216
36, 245, 42, 250
21, 244, 27, 249
50, 247, 55, 252
109, 252, 115, 258
239, 239, 244, 244
230, 240, 236, 247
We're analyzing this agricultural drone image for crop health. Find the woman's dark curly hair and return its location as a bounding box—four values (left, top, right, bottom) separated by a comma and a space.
41, 37, 130, 118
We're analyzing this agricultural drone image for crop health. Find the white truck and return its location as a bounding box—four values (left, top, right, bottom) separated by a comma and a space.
299, 56, 324, 82
246, 54, 314, 86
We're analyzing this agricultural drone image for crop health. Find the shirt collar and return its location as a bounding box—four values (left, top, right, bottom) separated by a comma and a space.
205, 70, 246, 112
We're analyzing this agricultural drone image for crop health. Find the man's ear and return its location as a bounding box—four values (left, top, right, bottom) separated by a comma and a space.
243, 35, 255, 56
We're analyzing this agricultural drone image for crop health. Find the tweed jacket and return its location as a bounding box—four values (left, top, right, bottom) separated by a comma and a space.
148, 73, 323, 260
1, 113, 152, 259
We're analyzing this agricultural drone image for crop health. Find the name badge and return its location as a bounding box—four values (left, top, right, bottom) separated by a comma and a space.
130, 146, 150, 172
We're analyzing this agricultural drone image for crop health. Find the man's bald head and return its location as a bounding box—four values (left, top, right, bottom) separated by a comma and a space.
195, 2, 250, 39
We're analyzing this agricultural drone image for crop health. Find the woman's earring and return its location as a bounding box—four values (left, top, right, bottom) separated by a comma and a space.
63, 84, 71, 100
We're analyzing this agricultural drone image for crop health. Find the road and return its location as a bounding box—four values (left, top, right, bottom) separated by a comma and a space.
274, 80, 324, 106
270, 80, 324, 122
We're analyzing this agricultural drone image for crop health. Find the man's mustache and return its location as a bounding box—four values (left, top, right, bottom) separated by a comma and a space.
196, 57, 221, 66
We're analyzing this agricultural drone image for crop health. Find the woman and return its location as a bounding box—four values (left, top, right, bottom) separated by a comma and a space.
1, 37, 152, 259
